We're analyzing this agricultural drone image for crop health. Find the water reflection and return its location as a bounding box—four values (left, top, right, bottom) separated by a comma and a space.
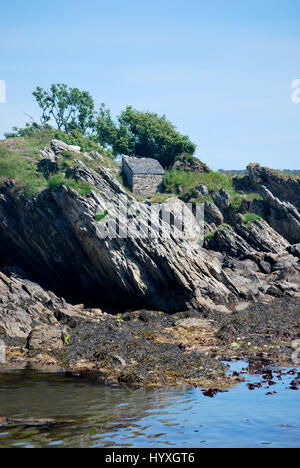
0, 364, 299, 448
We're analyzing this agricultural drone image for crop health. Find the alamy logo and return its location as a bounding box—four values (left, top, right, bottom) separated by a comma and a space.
0, 340, 6, 364
291, 79, 300, 104
0, 80, 6, 104
94, 195, 205, 244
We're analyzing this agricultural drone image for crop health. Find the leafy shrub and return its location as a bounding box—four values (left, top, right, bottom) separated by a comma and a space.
96, 105, 196, 167
54, 129, 103, 153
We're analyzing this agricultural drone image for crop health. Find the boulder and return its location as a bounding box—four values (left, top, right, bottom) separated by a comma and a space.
172, 153, 211, 173
27, 325, 63, 352
213, 189, 232, 211
50, 139, 81, 155
204, 201, 224, 226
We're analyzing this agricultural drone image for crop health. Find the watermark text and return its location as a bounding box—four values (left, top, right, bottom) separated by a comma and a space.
291, 79, 300, 104
0, 79, 6, 104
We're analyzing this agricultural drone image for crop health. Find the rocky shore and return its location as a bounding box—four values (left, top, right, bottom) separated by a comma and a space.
1, 260, 299, 388
0, 138, 299, 388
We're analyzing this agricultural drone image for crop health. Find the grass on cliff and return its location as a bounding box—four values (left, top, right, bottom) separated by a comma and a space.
0, 127, 119, 197
164, 170, 262, 210
0, 143, 48, 196
204, 223, 233, 240
243, 213, 261, 226
48, 174, 93, 196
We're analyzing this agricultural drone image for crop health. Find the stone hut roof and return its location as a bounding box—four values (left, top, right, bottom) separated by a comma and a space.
123, 157, 165, 175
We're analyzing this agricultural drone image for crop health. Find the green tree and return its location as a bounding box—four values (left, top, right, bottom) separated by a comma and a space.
95, 103, 118, 148
96, 106, 196, 168
33, 84, 95, 135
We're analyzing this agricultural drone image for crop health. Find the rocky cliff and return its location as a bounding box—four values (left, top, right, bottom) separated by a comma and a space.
0, 140, 237, 314
0, 142, 299, 315
0, 138, 299, 386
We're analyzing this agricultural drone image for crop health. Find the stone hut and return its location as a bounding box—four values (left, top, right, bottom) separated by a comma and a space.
122, 157, 165, 196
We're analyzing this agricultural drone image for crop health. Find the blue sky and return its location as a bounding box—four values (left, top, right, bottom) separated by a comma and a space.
0, 0, 300, 169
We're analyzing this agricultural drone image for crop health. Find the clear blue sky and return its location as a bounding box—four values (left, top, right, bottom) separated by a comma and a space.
0, 0, 300, 169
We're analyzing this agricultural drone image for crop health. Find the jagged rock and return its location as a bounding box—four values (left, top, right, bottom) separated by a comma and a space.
234, 165, 300, 244
40, 146, 57, 163
234, 216, 289, 254
206, 225, 255, 258
204, 201, 224, 226
38, 146, 59, 177
206, 219, 288, 259
234, 302, 251, 312
224, 250, 300, 300
287, 244, 300, 259
213, 189, 232, 211
247, 164, 300, 211
172, 153, 211, 173
258, 186, 300, 244
263, 252, 299, 271
50, 139, 81, 155
197, 184, 209, 196
198, 298, 231, 314
0, 269, 105, 347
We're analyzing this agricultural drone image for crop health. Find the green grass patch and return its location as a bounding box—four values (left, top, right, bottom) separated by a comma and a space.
94, 210, 108, 221
204, 231, 216, 241
48, 174, 92, 196
164, 170, 234, 195
150, 193, 173, 204
0, 143, 47, 197
242, 213, 261, 226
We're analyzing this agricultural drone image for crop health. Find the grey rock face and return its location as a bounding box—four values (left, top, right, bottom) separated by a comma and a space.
205, 217, 288, 258
233, 165, 300, 245
258, 186, 300, 244
40, 146, 57, 163
206, 225, 255, 258
213, 189, 232, 211
223, 250, 300, 301
247, 164, 300, 211
0, 145, 299, 318
0, 269, 104, 347
204, 201, 224, 226
234, 216, 290, 254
